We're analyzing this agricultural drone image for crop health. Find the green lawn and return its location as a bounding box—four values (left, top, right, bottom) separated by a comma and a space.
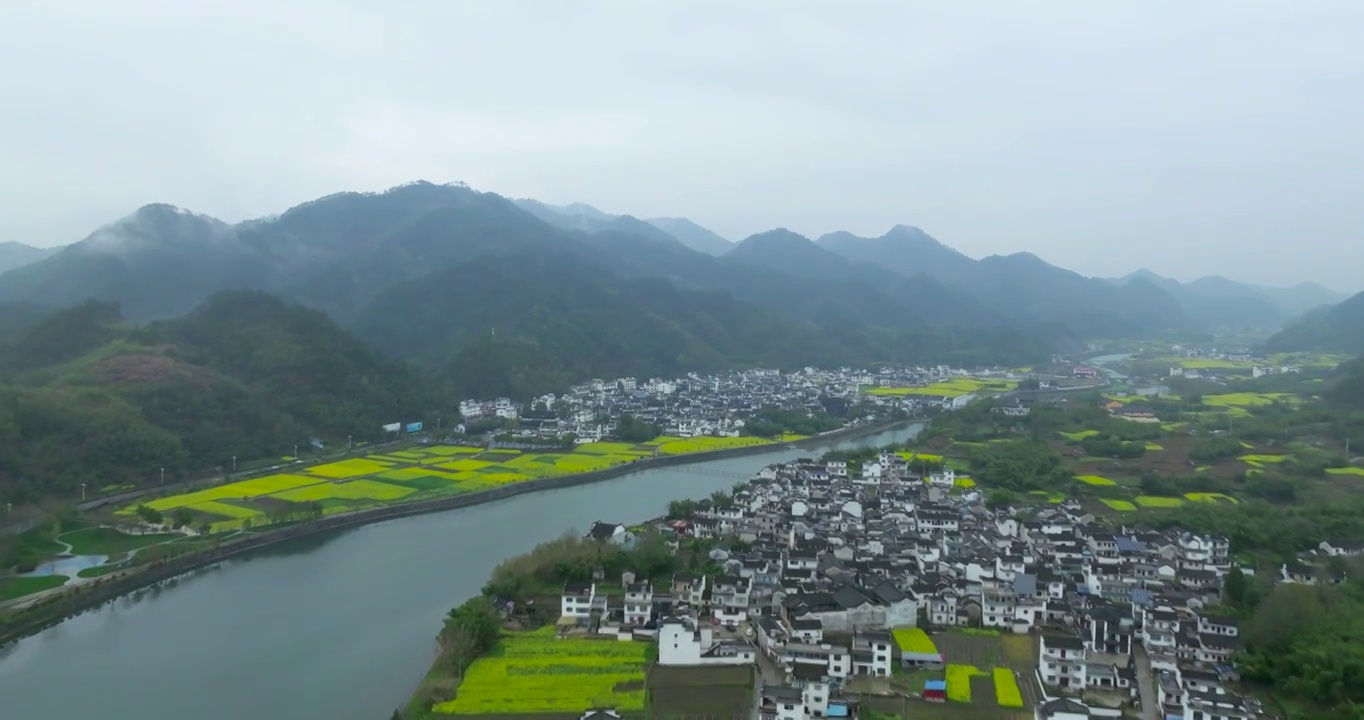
0, 575, 69, 601
61, 527, 180, 555
77, 564, 132, 579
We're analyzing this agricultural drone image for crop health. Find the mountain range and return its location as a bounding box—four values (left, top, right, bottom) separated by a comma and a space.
0, 181, 1357, 395
2, 181, 1360, 502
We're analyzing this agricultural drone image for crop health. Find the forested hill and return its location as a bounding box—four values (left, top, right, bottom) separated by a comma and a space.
1264, 290, 1364, 354
1329, 356, 1364, 409
0, 292, 447, 503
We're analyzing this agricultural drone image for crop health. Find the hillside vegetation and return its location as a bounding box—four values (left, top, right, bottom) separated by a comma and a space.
0, 292, 446, 503
1265, 290, 1364, 354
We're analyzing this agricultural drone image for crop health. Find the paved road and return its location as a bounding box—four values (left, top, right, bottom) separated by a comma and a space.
1134, 643, 1161, 720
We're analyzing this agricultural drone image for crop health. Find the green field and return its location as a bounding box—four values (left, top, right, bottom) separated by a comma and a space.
1327, 467, 1364, 477
432, 626, 646, 714
1185, 492, 1239, 504
1135, 495, 1185, 508
61, 527, 180, 555
1100, 499, 1137, 512
0, 575, 68, 601
1076, 474, 1117, 486
121, 435, 794, 531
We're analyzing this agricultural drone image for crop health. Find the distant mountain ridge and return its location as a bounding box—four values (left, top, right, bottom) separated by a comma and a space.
1110, 268, 1346, 330
511, 199, 733, 256
0, 241, 60, 275
814, 227, 1198, 337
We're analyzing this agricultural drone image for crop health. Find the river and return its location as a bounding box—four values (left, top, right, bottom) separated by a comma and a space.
0, 424, 919, 720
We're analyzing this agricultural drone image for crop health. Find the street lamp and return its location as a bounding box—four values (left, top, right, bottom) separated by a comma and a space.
348, 435, 353, 450
160, 467, 165, 485
293, 444, 299, 460
81, 483, 87, 501
232, 456, 237, 473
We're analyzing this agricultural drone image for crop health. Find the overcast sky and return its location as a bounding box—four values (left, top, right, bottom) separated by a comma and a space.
2, 1, 1361, 291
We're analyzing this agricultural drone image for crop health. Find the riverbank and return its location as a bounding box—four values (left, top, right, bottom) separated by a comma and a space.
0, 419, 920, 646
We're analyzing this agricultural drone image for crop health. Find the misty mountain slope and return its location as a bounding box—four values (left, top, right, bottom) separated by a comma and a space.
1264, 290, 1364, 354
817, 228, 1195, 337
348, 250, 862, 397
1113, 269, 1320, 329
968, 252, 1196, 337
0, 205, 269, 320
0, 242, 59, 275
1118, 267, 1298, 328
1250, 281, 1348, 318
645, 217, 732, 255
0, 183, 571, 322
512, 199, 614, 233
513, 197, 734, 256
817, 225, 980, 284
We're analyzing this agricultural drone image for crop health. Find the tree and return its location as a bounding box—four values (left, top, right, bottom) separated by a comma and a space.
136, 505, 163, 524
1223, 566, 1249, 609
985, 488, 1018, 510
171, 507, 193, 528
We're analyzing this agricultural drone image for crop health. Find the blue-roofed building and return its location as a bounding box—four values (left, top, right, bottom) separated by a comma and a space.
923, 679, 946, 702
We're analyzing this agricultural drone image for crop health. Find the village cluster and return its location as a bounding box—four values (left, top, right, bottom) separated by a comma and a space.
558, 449, 1296, 720
455, 366, 994, 442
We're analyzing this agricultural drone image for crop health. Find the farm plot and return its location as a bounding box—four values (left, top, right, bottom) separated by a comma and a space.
1135, 495, 1185, 508
930, 632, 1041, 713
1076, 474, 1117, 486
656, 436, 772, 455
1100, 499, 1137, 512
272, 479, 415, 503
305, 458, 393, 479
1327, 467, 1364, 477
1185, 492, 1239, 504
648, 665, 752, 719
432, 627, 647, 715
864, 378, 1017, 398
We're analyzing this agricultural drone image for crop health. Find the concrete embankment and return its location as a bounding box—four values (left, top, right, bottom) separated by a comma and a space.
0, 420, 921, 646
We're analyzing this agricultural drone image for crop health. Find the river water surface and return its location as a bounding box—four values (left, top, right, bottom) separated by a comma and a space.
0, 424, 919, 720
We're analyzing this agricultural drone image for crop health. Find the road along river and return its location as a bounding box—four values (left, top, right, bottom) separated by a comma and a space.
0, 424, 920, 720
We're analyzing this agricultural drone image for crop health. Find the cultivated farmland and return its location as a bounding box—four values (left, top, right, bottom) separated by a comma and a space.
120, 434, 795, 532
863, 378, 1018, 398
432, 627, 647, 714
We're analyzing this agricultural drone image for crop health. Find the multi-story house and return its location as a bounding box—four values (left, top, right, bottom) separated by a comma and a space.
624, 580, 653, 626
1039, 634, 1088, 689
560, 581, 607, 622
712, 575, 752, 624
